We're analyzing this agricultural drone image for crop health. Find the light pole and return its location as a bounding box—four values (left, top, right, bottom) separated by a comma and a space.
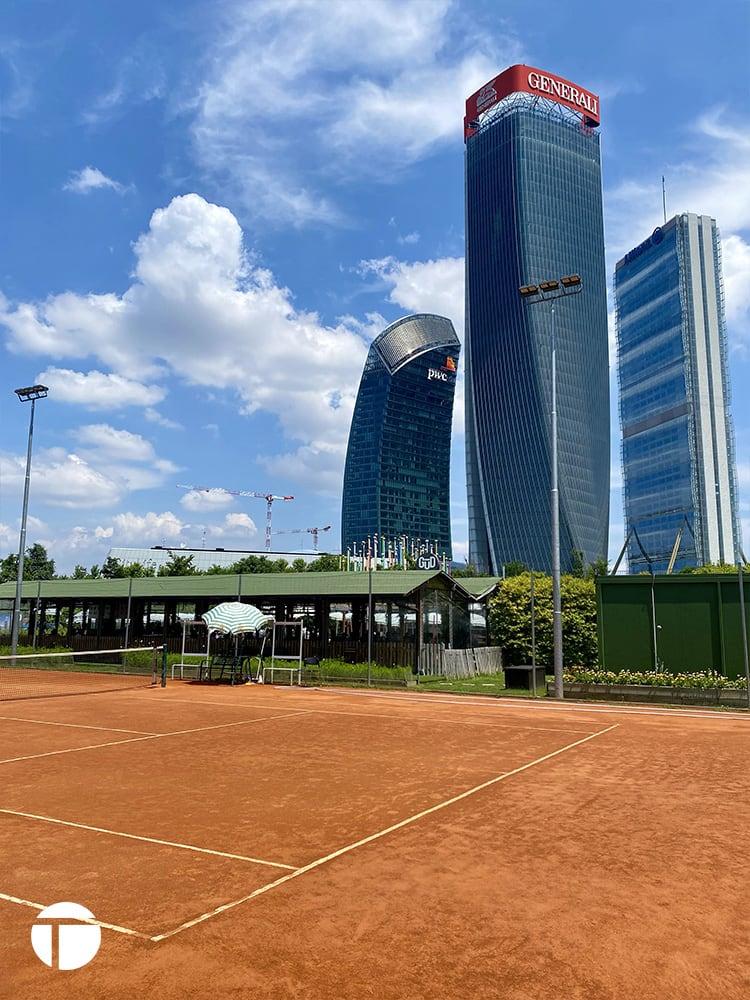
519, 276, 582, 699
11, 385, 48, 656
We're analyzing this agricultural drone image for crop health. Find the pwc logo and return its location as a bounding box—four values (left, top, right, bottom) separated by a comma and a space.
31, 902, 102, 970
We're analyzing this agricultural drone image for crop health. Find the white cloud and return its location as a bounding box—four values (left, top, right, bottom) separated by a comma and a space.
107, 510, 187, 545
63, 166, 128, 195
0, 40, 34, 119
0, 194, 368, 494
57, 510, 260, 556
605, 108, 750, 349
37, 368, 165, 409
207, 513, 258, 540
144, 407, 182, 429
179, 489, 235, 512
82, 38, 166, 126
188, 0, 520, 225
0, 447, 123, 510
360, 255, 465, 336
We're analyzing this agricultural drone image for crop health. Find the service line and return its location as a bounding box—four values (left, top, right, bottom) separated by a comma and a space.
0, 709, 312, 765
152, 723, 618, 941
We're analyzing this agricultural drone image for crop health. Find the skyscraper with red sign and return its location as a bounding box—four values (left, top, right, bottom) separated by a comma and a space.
463, 65, 610, 574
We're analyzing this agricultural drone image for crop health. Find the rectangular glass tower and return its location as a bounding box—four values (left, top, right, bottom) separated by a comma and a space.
615, 213, 741, 571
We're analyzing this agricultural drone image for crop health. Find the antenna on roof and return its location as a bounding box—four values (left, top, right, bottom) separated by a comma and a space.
662, 176, 667, 224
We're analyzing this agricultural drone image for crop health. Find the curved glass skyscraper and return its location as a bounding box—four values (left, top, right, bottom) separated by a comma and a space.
464, 65, 610, 574
341, 314, 460, 558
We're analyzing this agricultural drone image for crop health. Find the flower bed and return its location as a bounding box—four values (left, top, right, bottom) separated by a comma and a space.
552, 668, 748, 706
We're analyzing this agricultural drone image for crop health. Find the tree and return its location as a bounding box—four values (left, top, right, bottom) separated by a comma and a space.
101, 556, 128, 579
25, 543, 55, 580
488, 572, 598, 669
306, 553, 342, 572
229, 555, 277, 574
678, 562, 739, 575
586, 557, 610, 580
503, 561, 527, 578
72, 565, 88, 579
158, 553, 198, 576
452, 563, 479, 578
0, 554, 18, 584
291, 558, 307, 573
570, 550, 585, 579
123, 561, 155, 578
1, 544, 55, 582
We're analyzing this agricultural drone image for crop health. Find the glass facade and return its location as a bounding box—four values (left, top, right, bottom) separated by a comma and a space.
341, 314, 460, 557
464, 95, 610, 574
615, 213, 741, 572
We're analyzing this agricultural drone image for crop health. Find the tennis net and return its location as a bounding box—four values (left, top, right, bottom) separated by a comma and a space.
0, 647, 161, 702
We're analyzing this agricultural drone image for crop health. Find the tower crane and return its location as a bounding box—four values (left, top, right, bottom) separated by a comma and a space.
177, 485, 294, 552
274, 525, 332, 553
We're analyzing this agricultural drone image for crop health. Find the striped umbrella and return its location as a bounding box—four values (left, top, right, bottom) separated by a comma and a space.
201, 602, 274, 635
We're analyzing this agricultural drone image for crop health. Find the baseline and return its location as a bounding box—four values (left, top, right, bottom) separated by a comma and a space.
0, 807, 297, 870
312, 686, 750, 722
152, 722, 618, 941
0, 892, 149, 940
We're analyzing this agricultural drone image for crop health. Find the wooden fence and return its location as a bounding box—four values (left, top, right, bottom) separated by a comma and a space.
419, 644, 503, 678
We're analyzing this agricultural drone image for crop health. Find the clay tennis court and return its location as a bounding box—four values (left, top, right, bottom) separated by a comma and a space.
3, 680, 750, 999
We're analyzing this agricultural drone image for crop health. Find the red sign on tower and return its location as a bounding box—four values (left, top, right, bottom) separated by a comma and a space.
464, 65, 600, 139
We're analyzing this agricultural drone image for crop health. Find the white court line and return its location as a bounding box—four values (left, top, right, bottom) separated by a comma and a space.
154, 692, 592, 734
302, 705, 594, 736
311, 687, 750, 722
152, 723, 618, 941
0, 714, 157, 736
0, 709, 311, 765
1, 733, 163, 764
0, 892, 149, 939
0, 808, 297, 870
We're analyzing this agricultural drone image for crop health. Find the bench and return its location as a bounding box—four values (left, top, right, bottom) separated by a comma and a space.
205, 654, 248, 684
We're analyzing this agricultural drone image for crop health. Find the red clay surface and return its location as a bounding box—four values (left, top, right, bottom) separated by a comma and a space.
3, 682, 750, 999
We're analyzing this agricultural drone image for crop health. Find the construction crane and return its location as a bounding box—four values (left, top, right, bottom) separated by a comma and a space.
177, 485, 294, 552
274, 525, 332, 553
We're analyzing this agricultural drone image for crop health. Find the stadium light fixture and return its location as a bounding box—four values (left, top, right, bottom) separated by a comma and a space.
518, 277, 583, 698
11, 384, 48, 656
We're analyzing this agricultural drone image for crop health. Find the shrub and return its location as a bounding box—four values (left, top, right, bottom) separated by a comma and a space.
563, 666, 747, 690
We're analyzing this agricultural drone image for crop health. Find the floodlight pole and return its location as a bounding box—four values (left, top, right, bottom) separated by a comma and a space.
519, 278, 582, 699
367, 560, 373, 686
549, 301, 563, 698
11, 385, 48, 657
739, 563, 750, 709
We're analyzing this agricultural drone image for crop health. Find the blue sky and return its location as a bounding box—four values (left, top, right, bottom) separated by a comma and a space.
1, 0, 749, 575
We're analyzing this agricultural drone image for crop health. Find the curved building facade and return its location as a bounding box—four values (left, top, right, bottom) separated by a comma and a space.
464, 66, 610, 574
341, 314, 460, 558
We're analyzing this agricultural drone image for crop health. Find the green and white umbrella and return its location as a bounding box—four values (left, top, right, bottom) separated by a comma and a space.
202, 602, 274, 635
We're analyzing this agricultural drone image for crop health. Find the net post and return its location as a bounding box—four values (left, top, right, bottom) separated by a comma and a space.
152, 646, 159, 685
161, 644, 168, 688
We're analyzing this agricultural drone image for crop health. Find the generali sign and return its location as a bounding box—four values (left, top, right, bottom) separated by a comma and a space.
464, 64, 600, 139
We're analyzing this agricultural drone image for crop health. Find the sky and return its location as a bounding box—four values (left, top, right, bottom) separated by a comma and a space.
1, 0, 749, 576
